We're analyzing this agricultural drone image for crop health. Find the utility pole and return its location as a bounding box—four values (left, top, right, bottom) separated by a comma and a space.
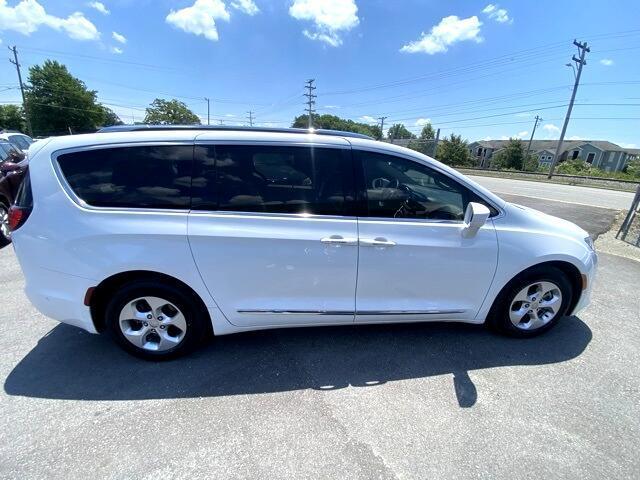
8, 46, 33, 136
548, 40, 590, 179
204, 97, 211, 125
304, 79, 316, 129
247, 110, 254, 127
433, 128, 441, 158
524, 115, 542, 162
377, 116, 387, 141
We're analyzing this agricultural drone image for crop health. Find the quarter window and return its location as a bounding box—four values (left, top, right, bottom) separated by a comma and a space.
356, 150, 494, 221
57, 145, 193, 209
192, 145, 354, 215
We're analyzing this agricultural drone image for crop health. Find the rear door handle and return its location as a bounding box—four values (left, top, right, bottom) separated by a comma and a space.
360, 237, 396, 247
321, 235, 358, 246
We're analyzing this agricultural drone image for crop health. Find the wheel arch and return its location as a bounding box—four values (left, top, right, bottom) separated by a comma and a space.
488, 260, 583, 319
90, 270, 213, 335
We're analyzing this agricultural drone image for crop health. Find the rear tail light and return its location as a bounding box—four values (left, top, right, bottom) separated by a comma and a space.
8, 205, 31, 232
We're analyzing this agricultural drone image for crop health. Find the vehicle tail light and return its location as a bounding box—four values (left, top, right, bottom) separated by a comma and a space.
8, 205, 31, 232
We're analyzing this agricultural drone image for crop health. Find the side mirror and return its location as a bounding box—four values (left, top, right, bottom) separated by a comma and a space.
0, 162, 20, 173
462, 202, 491, 237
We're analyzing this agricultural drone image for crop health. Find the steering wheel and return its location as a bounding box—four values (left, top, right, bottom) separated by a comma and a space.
372, 177, 399, 190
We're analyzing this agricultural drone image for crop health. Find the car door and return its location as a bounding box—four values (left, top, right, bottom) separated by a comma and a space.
353, 149, 499, 323
188, 141, 359, 327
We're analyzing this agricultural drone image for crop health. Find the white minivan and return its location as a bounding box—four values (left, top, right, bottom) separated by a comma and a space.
9, 127, 597, 360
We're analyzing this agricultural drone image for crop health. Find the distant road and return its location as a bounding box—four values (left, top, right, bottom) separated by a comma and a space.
468, 175, 635, 210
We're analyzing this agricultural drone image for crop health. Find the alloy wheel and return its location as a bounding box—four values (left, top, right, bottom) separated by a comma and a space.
509, 281, 563, 331
118, 296, 187, 351
0, 206, 10, 241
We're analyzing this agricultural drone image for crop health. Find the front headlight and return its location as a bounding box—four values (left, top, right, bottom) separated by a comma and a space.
584, 236, 595, 251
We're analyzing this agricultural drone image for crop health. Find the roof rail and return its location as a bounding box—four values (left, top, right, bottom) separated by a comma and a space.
96, 124, 374, 140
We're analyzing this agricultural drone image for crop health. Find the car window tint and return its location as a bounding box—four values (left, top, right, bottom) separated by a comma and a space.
57, 145, 193, 209
8, 135, 30, 150
192, 145, 354, 215
357, 150, 474, 221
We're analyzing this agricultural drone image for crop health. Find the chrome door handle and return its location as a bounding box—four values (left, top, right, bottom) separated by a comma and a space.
321, 235, 358, 246
360, 237, 396, 247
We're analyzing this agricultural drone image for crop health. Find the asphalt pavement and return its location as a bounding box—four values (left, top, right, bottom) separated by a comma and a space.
1, 192, 639, 479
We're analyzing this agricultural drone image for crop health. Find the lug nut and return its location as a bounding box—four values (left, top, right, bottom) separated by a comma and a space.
143, 322, 148, 327
147, 314, 152, 320
158, 316, 164, 321
160, 325, 166, 330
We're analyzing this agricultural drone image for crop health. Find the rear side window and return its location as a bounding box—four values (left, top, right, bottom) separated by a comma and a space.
192, 145, 355, 215
57, 145, 193, 209
14, 169, 32, 207
8, 135, 31, 151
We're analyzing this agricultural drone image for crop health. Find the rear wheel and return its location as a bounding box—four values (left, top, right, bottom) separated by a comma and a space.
105, 281, 208, 360
0, 203, 11, 248
488, 266, 573, 337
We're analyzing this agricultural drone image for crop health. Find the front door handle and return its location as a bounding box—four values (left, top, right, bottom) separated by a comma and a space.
360, 237, 396, 247
321, 235, 358, 246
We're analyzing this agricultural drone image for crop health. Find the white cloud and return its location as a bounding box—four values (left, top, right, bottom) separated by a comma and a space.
112, 31, 126, 44
543, 123, 560, 136
359, 115, 377, 124
323, 105, 339, 109
600, 58, 614, 66
515, 130, 528, 139
166, 0, 230, 42
415, 118, 431, 127
0, 0, 100, 41
401, 15, 482, 55
567, 135, 581, 141
482, 4, 511, 24
87, 2, 109, 15
231, 0, 259, 15
621, 143, 637, 149
110, 46, 122, 54
289, 0, 359, 47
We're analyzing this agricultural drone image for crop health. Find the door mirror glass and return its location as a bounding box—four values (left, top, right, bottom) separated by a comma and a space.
463, 202, 491, 237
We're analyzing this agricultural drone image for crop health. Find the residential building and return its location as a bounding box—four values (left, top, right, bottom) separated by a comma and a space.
469, 139, 639, 172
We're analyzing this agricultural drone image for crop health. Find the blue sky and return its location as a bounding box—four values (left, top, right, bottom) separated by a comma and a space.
0, 0, 639, 147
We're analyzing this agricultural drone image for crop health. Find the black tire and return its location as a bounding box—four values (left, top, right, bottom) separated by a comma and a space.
105, 280, 208, 360
487, 266, 573, 338
0, 202, 11, 248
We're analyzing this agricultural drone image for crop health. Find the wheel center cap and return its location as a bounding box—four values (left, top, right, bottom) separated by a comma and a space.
149, 319, 159, 328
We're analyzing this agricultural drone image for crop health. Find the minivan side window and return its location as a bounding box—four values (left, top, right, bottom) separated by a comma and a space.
192, 145, 354, 216
57, 145, 193, 209
356, 150, 495, 221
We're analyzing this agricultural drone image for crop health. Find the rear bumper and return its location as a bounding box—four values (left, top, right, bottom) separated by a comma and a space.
23, 266, 98, 334
571, 250, 597, 316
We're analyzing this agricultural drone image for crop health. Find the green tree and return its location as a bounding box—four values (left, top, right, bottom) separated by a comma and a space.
291, 114, 381, 138
490, 138, 539, 171
25, 60, 107, 135
0, 104, 26, 132
100, 106, 123, 127
435, 134, 474, 167
408, 122, 436, 154
623, 159, 640, 178
387, 123, 415, 140
144, 98, 201, 125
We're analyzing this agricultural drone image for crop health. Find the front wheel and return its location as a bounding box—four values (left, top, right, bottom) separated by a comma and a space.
105, 281, 208, 360
488, 266, 573, 337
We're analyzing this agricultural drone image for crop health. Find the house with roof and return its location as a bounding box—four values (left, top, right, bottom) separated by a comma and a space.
469, 139, 639, 172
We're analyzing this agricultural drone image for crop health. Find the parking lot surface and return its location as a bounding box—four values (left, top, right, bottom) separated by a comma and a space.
1, 197, 638, 479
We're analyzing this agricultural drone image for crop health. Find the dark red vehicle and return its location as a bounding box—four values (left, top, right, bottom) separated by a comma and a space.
0, 140, 27, 247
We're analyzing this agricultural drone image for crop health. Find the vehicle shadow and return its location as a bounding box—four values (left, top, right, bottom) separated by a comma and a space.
4, 317, 591, 407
